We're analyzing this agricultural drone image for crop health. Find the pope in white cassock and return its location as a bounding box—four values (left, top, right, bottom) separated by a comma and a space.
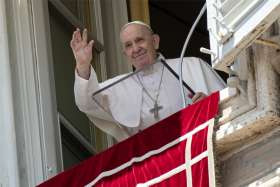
71, 21, 225, 142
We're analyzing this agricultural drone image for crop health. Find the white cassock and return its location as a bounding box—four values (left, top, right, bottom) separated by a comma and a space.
74, 55, 225, 141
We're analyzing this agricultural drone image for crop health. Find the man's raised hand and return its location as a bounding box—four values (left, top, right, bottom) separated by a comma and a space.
70, 28, 94, 79
192, 92, 206, 103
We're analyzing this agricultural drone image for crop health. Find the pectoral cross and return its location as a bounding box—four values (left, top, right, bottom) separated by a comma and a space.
149, 102, 163, 120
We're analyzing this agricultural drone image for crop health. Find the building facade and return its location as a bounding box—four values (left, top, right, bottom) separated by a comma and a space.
0, 0, 279, 186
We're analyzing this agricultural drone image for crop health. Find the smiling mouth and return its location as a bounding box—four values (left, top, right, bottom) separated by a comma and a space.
134, 53, 147, 60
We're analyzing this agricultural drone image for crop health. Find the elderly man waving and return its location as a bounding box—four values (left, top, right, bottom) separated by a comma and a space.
71, 21, 225, 141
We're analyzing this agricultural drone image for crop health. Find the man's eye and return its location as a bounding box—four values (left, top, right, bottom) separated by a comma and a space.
125, 44, 132, 48
136, 38, 143, 43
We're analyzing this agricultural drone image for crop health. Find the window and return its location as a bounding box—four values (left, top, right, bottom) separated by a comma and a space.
48, 0, 107, 169
207, 0, 280, 72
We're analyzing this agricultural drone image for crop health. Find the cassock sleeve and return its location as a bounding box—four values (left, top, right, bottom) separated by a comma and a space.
74, 66, 114, 121
196, 58, 226, 93
169, 57, 226, 95
74, 67, 130, 141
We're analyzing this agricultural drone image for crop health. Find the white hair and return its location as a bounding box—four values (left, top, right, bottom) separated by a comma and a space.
120, 21, 154, 34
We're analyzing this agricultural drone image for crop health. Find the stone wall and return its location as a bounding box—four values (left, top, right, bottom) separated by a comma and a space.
216, 21, 280, 186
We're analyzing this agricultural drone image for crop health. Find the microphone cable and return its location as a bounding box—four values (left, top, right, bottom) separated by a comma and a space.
178, 2, 207, 108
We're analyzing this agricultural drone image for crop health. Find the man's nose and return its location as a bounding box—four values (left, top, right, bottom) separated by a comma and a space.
132, 44, 140, 52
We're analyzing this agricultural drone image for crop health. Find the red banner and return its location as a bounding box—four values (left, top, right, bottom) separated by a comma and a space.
38, 92, 219, 187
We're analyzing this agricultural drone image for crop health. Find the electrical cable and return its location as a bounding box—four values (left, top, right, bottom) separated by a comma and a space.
178, 3, 207, 107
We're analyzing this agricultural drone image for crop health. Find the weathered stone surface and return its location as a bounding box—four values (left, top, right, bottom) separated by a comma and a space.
216, 22, 280, 187
220, 128, 280, 187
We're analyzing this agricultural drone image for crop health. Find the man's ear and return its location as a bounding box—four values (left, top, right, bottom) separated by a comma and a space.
153, 34, 160, 50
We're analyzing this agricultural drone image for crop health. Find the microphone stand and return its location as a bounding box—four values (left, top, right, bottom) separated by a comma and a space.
92, 61, 195, 98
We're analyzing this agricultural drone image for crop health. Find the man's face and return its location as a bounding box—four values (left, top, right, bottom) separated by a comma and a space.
120, 24, 160, 70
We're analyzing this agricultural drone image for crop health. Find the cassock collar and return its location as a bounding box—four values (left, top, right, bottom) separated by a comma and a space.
138, 53, 166, 77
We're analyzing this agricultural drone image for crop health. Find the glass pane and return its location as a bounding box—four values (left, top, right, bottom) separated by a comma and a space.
60, 124, 92, 170
59, 0, 79, 17
48, 3, 92, 142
